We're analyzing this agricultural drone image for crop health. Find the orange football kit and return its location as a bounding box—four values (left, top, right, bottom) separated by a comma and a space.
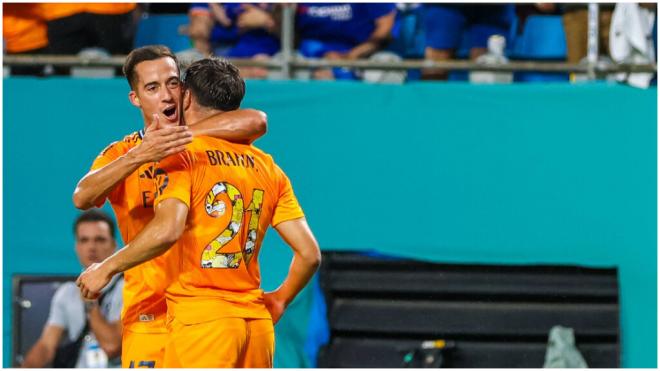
91, 130, 173, 368
154, 136, 304, 367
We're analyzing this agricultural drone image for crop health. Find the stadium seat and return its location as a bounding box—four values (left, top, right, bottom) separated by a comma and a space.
513, 15, 567, 59
134, 14, 192, 53
512, 15, 568, 82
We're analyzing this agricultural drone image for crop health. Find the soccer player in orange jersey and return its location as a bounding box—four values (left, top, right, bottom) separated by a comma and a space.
77, 57, 321, 368
73, 46, 269, 368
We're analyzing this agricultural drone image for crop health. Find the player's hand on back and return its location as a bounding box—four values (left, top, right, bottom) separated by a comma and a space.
263, 291, 287, 324
130, 114, 193, 163
76, 262, 112, 300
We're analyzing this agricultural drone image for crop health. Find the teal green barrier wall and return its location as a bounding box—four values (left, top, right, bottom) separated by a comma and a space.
4, 78, 656, 367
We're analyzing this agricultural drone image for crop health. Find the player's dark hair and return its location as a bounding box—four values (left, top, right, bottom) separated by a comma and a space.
73, 209, 117, 240
182, 58, 245, 111
123, 45, 179, 89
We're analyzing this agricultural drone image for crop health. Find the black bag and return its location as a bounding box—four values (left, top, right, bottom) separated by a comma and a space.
52, 277, 120, 368
52, 320, 89, 368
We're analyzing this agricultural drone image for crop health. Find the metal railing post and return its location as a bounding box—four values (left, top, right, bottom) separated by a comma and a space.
280, 4, 295, 79
587, 3, 599, 80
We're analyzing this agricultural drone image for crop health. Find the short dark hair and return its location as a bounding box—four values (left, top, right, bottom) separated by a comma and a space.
74, 209, 116, 240
123, 45, 178, 89
182, 58, 245, 111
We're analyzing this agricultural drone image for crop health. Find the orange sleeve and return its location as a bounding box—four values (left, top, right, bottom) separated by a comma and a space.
84, 3, 136, 15
38, 4, 85, 21
154, 151, 194, 209
3, 4, 48, 53
271, 164, 305, 227
91, 141, 124, 170
89, 141, 128, 207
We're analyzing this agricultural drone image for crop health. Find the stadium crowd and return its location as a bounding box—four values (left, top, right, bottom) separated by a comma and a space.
3, 3, 657, 83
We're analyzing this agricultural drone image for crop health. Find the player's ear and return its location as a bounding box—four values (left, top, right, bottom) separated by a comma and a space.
183, 89, 192, 111
129, 91, 141, 108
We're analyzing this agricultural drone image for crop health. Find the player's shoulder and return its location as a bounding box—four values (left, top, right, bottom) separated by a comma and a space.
245, 144, 285, 177
190, 135, 231, 147
187, 136, 251, 156
248, 144, 277, 165
121, 130, 144, 146
100, 130, 142, 155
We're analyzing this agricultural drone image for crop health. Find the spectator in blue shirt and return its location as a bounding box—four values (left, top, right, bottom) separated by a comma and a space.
295, 3, 396, 80
422, 4, 515, 80
188, 3, 239, 56
188, 3, 279, 78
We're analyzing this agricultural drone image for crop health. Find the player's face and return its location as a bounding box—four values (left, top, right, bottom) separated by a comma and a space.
75, 221, 116, 268
130, 57, 182, 127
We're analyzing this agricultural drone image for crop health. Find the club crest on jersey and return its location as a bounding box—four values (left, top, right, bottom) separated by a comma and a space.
139, 165, 158, 180
154, 168, 169, 196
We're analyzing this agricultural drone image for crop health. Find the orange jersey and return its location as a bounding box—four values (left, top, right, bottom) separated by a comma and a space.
82, 3, 136, 15
154, 137, 304, 324
3, 4, 48, 53
38, 3, 136, 21
91, 130, 172, 333
37, 4, 86, 21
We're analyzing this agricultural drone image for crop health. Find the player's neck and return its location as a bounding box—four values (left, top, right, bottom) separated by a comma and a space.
186, 105, 221, 126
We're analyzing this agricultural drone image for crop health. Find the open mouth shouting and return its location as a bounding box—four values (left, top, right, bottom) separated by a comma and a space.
162, 105, 179, 124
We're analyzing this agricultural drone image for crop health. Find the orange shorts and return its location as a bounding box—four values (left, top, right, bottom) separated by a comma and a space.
164, 317, 274, 368
122, 330, 168, 368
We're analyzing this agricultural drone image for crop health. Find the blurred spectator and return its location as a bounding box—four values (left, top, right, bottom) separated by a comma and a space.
3, 3, 48, 76
39, 3, 138, 75
562, 4, 615, 64
515, 3, 562, 34
188, 3, 239, 56
21, 210, 123, 368
388, 3, 425, 59
188, 3, 279, 78
422, 4, 515, 80
294, 3, 397, 80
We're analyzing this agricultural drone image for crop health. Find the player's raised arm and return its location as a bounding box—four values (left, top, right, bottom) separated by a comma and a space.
266, 217, 322, 324
72, 114, 192, 209
188, 108, 267, 144
77, 198, 189, 299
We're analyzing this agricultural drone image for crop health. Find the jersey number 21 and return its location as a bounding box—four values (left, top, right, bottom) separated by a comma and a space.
201, 181, 264, 269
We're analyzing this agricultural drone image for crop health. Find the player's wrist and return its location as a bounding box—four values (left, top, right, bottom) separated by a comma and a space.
103, 258, 121, 277
84, 299, 99, 314
271, 289, 291, 307
125, 147, 147, 166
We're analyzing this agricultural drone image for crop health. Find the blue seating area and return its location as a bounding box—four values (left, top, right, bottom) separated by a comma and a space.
512, 15, 567, 59
132, 12, 582, 84
384, 10, 571, 82
132, 10, 572, 83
